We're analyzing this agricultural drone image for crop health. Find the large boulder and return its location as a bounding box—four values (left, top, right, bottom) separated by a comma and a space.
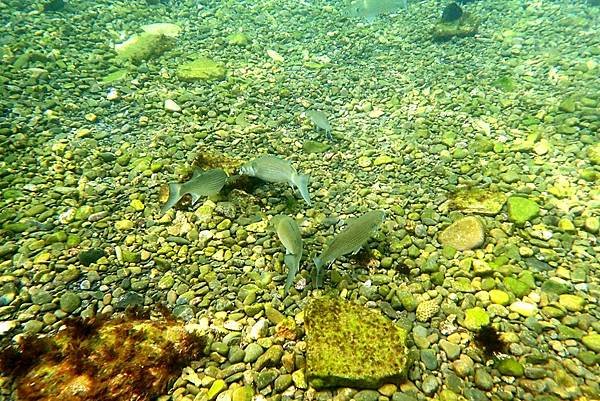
305, 297, 409, 389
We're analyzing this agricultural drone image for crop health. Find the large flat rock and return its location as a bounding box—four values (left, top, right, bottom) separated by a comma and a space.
305, 297, 409, 389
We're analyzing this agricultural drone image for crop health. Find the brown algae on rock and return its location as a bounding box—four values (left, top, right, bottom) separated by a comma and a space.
305, 296, 409, 389
0, 309, 206, 401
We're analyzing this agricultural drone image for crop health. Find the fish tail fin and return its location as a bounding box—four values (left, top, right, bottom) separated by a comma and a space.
190, 192, 201, 205
160, 183, 183, 215
284, 254, 300, 295
312, 256, 324, 288
292, 173, 311, 205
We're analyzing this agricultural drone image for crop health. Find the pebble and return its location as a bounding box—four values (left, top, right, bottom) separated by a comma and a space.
453, 354, 474, 377
256, 369, 278, 390
254, 345, 284, 370
231, 386, 253, 401
462, 307, 490, 330
496, 358, 524, 377
59, 291, 81, 313
23, 319, 44, 333
421, 374, 439, 395
438, 216, 485, 251
509, 301, 538, 317
273, 374, 293, 393
440, 339, 461, 360
165, 99, 181, 112
249, 319, 269, 339
474, 368, 493, 390
243, 343, 264, 363
559, 294, 586, 312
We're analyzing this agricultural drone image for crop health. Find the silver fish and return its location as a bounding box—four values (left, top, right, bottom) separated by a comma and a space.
272, 215, 303, 294
305, 110, 332, 139
313, 210, 385, 286
160, 168, 228, 214
239, 155, 311, 205
348, 0, 407, 22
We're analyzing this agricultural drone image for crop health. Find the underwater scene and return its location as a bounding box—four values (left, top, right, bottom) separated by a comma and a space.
1, 0, 600, 400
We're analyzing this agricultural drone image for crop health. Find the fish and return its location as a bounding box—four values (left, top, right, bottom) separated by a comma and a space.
239, 155, 311, 205
305, 110, 332, 139
160, 168, 228, 215
313, 210, 385, 287
271, 215, 303, 294
348, 0, 407, 22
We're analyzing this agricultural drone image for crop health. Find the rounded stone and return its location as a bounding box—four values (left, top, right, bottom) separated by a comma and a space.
507, 196, 540, 225
489, 289, 510, 305
462, 307, 490, 330
59, 291, 81, 313
438, 216, 485, 251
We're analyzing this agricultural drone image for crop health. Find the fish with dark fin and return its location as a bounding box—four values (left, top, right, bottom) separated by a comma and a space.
442, 2, 463, 22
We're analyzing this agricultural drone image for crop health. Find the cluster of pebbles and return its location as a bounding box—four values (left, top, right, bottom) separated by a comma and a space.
1, 0, 600, 400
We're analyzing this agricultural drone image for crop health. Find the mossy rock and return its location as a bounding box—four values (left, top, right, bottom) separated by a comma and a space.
492, 76, 516, 92
114, 32, 174, 64
448, 187, 507, 215
3, 312, 205, 401
226, 32, 250, 46
507, 196, 540, 225
176, 57, 227, 81
102, 69, 128, 84
587, 143, 600, 165
305, 297, 409, 389
432, 12, 479, 41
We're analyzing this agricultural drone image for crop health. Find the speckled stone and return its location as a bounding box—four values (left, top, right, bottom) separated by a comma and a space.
305, 297, 408, 389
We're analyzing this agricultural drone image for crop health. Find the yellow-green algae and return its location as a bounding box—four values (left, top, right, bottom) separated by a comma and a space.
305, 297, 409, 389
447, 187, 507, 215
176, 57, 227, 81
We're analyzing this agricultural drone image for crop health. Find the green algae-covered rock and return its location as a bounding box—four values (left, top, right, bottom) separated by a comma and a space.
448, 188, 507, 215
432, 12, 479, 41
115, 33, 174, 64
102, 69, 128, 84
462, 307, 489, 330
305, 297, 409, 389
495, 358, 524, 377
587, 143, 600, 165
582, 333, 600, 352
176, 57, 227, 81
227, 32, 250, 46
507, 196, 539, 225
503, 276, 531, 298
438, 216, 485, 251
